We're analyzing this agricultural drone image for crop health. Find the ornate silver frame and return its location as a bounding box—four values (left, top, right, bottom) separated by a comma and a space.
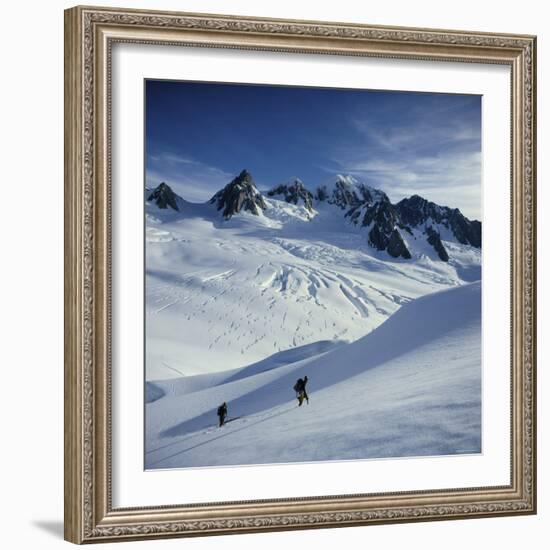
64, 5, 537, 544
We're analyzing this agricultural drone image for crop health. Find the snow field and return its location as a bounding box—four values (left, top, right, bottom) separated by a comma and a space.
146, 282, 481, 468
146, 198, 479, 379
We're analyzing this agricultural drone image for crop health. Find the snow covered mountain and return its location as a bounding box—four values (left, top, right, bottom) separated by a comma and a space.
145, 171, 481, 381
148, 171, 481, 262
146, 281, 481, 469
147, 181, 185, 211
316, 174, 483, 262
208, 169, 267, 219
314, 173, 387, 208
396, 195, 482, 248
266, 177, 314, 212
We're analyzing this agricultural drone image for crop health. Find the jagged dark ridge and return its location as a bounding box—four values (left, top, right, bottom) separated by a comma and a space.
332, 181, 480, 262
396, 195, 481, 248
149, 172, 481, 263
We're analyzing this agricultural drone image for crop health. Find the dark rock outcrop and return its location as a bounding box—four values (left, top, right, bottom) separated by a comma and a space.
359, 199, 399, 233
396, 195, 481, 248
426, 226, 449, 262
267, 178, 314, 211
314, 175, 418, 260
448, 209, 482, 248
147, 182, 181, 211
387, 229, 412, 259
210, 170, 267, 220
367, 224, 388, 251
347, 197, 413, 260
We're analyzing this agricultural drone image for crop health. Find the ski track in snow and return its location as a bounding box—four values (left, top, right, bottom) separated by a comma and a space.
147, 403, 297, 467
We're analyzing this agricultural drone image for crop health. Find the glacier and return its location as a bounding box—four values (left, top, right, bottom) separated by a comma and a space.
144, 173, 482, 469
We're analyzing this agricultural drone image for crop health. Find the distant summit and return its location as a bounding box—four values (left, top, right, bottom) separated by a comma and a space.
210, 169, 267, 220
147, 182, 182, 211
267, 178, 314, 212
315, 174, 388, 209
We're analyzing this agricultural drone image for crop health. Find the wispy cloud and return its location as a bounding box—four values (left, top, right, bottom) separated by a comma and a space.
328, 97, 482, 219
148, 152, 195, 165
146, 153, 234, 202
346, 151, 481, 219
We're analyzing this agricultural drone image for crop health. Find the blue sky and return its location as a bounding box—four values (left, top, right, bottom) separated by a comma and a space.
146, 80, 482, 220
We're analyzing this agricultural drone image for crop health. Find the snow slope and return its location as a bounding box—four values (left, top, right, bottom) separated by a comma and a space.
146, 195, 480, 379
146, 282, 481, 469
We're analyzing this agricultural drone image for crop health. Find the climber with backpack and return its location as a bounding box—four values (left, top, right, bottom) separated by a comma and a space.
293, 376, 309, 406
217, 402, 228, 427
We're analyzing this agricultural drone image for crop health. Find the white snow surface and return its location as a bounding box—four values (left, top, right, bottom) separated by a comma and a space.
145, 194, 480, 380
145, 281, 481, 469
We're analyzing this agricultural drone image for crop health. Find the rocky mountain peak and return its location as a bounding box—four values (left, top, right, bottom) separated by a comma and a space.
210, 169, 267, 220
315, 174, 388, 209
396, 195, 481, 249
267, 178, 314, 212
147, 182, 181, 211
233, 169, 255, 187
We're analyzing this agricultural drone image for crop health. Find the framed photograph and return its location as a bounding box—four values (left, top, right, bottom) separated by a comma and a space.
64, 5, 537, 544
